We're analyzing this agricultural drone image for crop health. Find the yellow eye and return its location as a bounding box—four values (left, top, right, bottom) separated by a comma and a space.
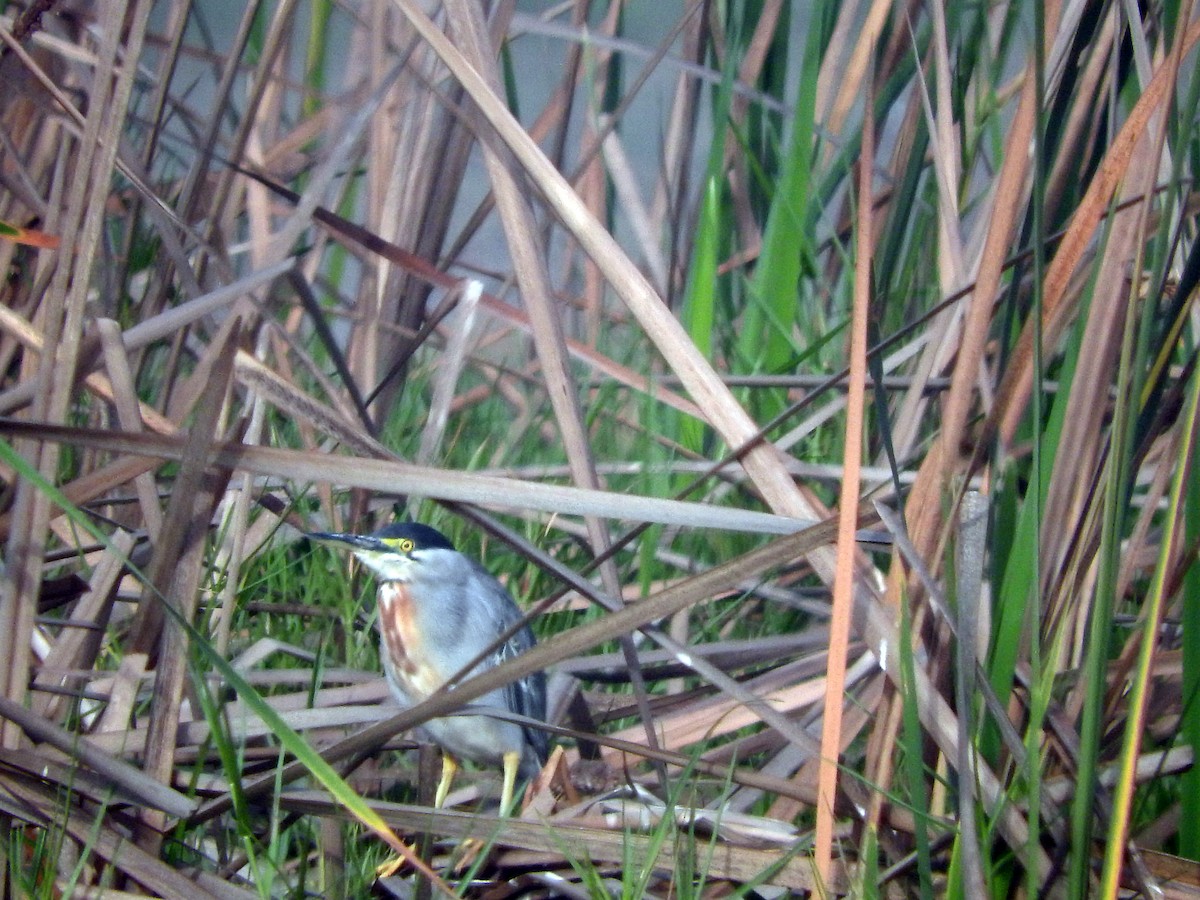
398, 538, 415, 553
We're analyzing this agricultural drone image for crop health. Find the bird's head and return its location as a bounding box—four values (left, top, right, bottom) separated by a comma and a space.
307, 521, 456, 581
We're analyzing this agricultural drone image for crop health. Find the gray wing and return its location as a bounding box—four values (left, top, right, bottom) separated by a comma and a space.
476, 564, 549, 765
505, 640, 549, 764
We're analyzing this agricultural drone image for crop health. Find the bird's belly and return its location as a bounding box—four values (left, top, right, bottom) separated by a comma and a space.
421, 712, 527, 767
377, 581, 443, 699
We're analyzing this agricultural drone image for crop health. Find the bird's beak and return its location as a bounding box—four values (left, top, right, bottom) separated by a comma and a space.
305, 531, 388, 553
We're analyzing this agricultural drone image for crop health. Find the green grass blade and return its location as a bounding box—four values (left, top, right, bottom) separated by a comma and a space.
680, 174, 721, 452
739, 1, 827, 422
1184, 382, 1200, 861
897, 588, 935, 900
1099, 346, 1200, 896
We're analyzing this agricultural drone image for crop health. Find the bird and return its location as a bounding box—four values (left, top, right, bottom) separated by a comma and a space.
307, 521, 548, 813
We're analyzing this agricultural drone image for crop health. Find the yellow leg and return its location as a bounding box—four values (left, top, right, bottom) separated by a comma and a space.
434, 753, 458, 808
500, 750, 521, 814
376, 752, 460, 880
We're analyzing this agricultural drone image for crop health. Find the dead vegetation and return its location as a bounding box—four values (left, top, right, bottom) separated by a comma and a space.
2, 0, 1200, 897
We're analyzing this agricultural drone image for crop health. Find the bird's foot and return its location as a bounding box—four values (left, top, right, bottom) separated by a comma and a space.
374, 854, 407, 880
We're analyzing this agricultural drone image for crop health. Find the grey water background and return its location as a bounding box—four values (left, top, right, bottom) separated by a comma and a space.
144, 1, 815, 310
